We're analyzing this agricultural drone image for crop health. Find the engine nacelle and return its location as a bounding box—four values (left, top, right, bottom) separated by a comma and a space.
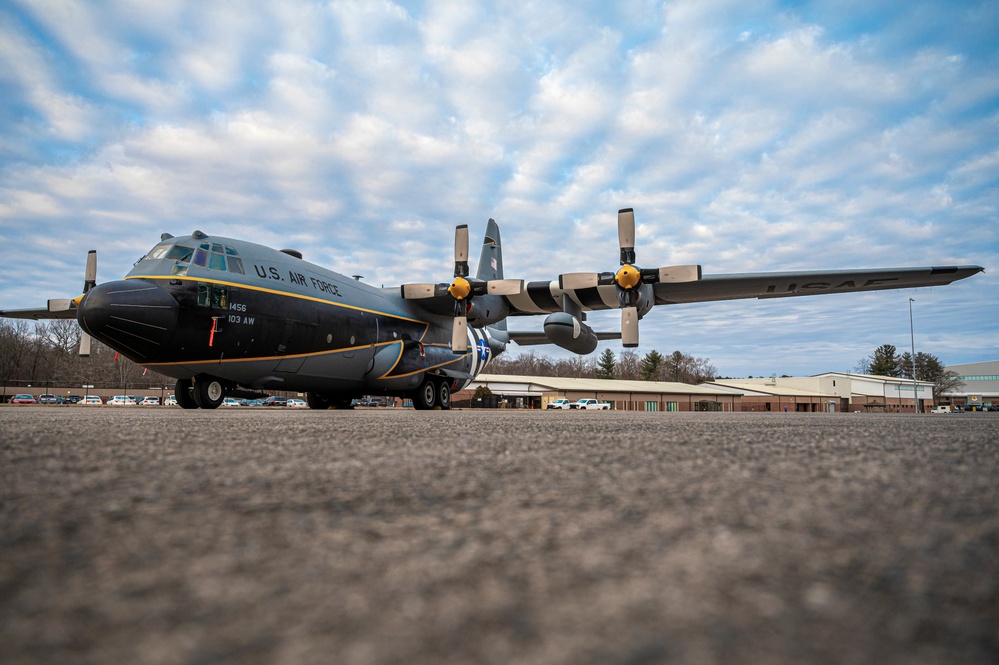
544, 312, 599, 355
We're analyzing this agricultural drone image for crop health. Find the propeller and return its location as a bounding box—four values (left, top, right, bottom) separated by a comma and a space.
402, 225, 523, 352
47, 250, 97, 356
78, 250, 97, 356
559, 208, 700, 348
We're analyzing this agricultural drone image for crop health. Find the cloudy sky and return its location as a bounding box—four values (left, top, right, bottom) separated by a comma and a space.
1, 0, 996, 377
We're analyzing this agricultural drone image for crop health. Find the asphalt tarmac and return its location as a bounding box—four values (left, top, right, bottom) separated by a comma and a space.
1, 407, 997, 665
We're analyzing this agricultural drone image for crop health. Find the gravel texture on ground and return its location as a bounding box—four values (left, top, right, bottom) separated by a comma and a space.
1, 407, 997, 665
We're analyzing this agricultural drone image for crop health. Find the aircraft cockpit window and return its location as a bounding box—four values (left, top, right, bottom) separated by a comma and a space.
196, 283, 228, 308
146, 244, 170, 261
212, 285, 228, 309
165, 245, 194, 262
197, 283, 210, 307
192, 243, 242, 272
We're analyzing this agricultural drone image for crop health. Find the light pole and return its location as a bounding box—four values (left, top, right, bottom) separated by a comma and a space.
909, 298, 918, 414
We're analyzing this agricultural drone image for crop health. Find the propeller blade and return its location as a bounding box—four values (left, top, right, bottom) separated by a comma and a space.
452, 315, 468, 352
401, 283, 439, 299
84, 250, 97, 293
79, 331, 92, 357
486, 279, 523, 296
618, 208, 636, 265
559, 273, 599, 290
48, 298, 74, 312
454, 224, 469, 277
621, 306, 639, 348
656, 264, 702, 283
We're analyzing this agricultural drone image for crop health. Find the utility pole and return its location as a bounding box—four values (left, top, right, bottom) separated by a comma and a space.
909, 298, 919, 414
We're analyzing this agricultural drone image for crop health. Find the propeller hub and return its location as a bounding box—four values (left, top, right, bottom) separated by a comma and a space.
448, 276, 472, 300
615, 264, 641, 290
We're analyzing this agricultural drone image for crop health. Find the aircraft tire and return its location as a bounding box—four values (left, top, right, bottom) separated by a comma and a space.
193, 376, 225, 410
306, 392, 332, 410
436, 379, 452, 410
412, 377, 436, 410
175, 378, 198, 409
331, 396, 355, 410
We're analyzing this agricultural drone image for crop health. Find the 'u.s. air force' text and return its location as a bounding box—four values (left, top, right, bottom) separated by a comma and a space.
253, 265, 343, 297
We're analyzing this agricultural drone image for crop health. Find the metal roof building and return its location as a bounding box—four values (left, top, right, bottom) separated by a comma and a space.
461, 374, 743, 411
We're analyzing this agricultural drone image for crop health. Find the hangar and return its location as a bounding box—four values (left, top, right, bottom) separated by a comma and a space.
709, 373, 935, 413
459, 371, 947, 413
457, 374, 742, 411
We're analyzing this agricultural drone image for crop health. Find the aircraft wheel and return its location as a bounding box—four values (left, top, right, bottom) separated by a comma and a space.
193, 375, 225, 409
436, 379, 452, 410
331, 396, 355, 410
412, 378, 436, 410
306, 392, 331, 410
175, 378, 198, 409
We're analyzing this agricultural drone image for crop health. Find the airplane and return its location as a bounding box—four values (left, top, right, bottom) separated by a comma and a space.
0, 208, 983, 410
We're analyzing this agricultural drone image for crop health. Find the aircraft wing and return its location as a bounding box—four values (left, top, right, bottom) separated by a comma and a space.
654, 265, 984, 305
503, 265, 983, 315
0, 304, 79, 320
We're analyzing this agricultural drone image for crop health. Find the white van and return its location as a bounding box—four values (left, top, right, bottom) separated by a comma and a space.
931, 405, 952, 414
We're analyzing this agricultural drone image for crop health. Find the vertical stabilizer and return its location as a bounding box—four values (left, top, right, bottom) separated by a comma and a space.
477, 219, 506, 332
476, 218, 503, 281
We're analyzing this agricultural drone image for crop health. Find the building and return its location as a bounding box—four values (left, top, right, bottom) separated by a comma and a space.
706, 379, 840, 413
459, 374, 743, 411
940, 360, 999, 411
711, 373, 935, 413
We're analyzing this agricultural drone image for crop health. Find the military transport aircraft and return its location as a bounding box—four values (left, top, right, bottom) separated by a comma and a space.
0, 208, 983, 410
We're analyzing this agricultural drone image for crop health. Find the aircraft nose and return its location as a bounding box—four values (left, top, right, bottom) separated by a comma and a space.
77, 280, 179, 360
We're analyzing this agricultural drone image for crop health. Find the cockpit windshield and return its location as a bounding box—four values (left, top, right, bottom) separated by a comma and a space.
143, 241, 243, 276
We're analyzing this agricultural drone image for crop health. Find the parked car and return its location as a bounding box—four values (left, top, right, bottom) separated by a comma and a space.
38, 394, 63, 404
10, 394, 37, 404
246, 399, 264, 407
141, 396, 160, 406
64, 395, 83, 404
572, 398, 610, 410
79, 395, 103, 405
221, 397, 242, 407
164, 395, 178, 406
107, 395, 137, 406
547, 398, 572, 409
263, 396, 287, 407
931, 405, 952, 414
287, 398, 308, 408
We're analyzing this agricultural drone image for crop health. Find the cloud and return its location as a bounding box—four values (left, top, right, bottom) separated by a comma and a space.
1, 0, 996, 375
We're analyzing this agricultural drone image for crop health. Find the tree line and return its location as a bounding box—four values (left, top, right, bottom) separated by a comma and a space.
1, 319, 173, 391
487, 348, 718, 383
854, 344, 963, 397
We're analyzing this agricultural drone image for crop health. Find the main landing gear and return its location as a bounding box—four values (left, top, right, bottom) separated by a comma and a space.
411, 375, 452, 410
175, 375, 227, 410
305, 392, 355, 410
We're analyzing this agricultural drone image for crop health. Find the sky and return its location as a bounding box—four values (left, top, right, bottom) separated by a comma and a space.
1, 0, 997, 377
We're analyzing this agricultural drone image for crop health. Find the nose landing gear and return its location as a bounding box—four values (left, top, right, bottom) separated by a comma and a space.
175, 375, 228, 409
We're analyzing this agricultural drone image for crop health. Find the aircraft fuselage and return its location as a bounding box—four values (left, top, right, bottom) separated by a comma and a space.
77, 231, 496, 403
